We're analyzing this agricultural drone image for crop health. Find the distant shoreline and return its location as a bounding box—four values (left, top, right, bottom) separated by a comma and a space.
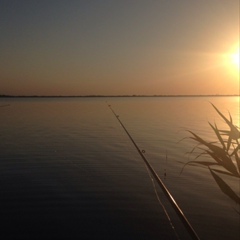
0, 94, 239, 98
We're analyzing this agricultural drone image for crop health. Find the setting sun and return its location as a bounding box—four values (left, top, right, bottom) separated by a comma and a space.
222, 44, 240, 78
230, 48, 240, 69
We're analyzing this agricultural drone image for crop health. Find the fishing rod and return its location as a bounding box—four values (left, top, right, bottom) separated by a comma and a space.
107, 103, 200, 240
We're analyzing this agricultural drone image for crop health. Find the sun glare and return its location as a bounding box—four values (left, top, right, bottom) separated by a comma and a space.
230, 50, 239, 68
222, 44, 240, 77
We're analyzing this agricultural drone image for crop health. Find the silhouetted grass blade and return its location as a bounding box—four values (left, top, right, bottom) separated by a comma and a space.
209, 169, 240, 205
183, 103, 240, 209
233, 150, 240, 173
210, 103, 240, 140
208, 122, 226, 150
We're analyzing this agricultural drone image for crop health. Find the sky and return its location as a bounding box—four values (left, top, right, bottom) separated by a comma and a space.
0, 0, 239, 96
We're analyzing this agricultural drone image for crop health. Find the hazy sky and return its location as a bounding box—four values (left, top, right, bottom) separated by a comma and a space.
0, 0, 239, 96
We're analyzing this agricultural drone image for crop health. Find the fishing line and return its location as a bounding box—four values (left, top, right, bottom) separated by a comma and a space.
144, 162, 180, 240
107, 103, 200, 240
108, 103, 178, 238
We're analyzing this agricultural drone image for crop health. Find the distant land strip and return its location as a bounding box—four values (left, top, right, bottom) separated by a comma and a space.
0, 94, 239, 98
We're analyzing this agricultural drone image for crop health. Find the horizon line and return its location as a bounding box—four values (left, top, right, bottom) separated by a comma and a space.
0, 94, 239, 98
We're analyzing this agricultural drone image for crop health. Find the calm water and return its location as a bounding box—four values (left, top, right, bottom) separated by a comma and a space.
0, 96, 239, 239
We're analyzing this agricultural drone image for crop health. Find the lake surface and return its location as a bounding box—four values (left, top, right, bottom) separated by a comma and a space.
0, 96, 239, 239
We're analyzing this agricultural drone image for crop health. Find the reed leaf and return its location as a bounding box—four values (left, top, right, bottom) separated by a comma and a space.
209, 168, 237, 177
180, 161, 217, 175
188, 131, 228, 157
233, 150, 240, 174
205, 150, 239, 177
228, 111, 233, 124
219, 130, 230, 134
227, 136, 232, 152
210, 103, 240, 140
187, 161, 217, 167
208, 122, 226, 150
230, 145, 240, 157
183, 103, 240, 208
210, 103, 232, 127
204, 150, 223, 165
209, 169, 240, 205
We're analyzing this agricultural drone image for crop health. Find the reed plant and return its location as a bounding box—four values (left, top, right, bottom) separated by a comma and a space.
182, 103, 240, 207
